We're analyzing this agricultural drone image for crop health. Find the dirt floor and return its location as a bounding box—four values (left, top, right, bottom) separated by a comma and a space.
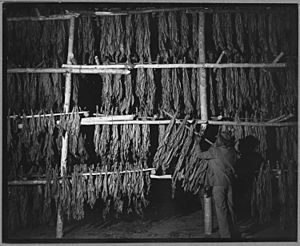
5, 180, 297, 243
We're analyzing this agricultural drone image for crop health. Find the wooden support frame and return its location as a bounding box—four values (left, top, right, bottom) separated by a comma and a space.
198, 11, 212, 236
62, 63, 287, 69
56, 16, 75, 239
6, 62, 287, 76
8, 168, 156, 186
7, 13, 79, 21
74, 6, 288, 16
13, 117, 297, 127
8, 111, 89, 119
6, 6, 286, 21
7, 68, 131, 74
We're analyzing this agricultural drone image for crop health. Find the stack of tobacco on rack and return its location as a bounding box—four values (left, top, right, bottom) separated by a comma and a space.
7, 19, 79, 114
152, 114, 207, 197
7, 163, 152, 233
93, 117, 151, 169
250, 161, 273, 224
6, 107, 86, 180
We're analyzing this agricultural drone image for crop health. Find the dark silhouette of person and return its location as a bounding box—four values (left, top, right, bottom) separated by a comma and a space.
195, 131, 237, 238
235, 135, 263, 220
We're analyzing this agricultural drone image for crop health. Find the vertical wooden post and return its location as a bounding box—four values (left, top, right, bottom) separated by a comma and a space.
56, 16, 75, 239
204, 191, 213, 235
198, 11, 208, 123
198, 11, 212, 236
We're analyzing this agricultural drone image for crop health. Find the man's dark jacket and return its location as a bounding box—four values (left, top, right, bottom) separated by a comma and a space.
196, 144, 237, 187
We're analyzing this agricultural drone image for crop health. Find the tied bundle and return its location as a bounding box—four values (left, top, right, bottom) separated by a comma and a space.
48, 163, 152, 221
250, 161, 272, 224
94, 122, 151, 169
7, 20, 70, 114
152, 114, 208, 197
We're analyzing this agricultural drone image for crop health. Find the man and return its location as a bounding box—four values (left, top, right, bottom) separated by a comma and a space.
196, 131, 237, 238
235, 136, 262, 220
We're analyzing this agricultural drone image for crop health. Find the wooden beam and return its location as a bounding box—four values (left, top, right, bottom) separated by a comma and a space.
6, 6, 285, 21
62, 64, 128, 69
81, 118, 173, 125
8, 111, 89, 119
7, 13, 79, 21
198, 11, 212, 236
7, 68, 130, 74
57, 15, 75, 240
205, 120, 297, 127
198, 11, 208, 125
272, 52, 284, 63
213, 51, 226, 72
80, 117, 298, 127
60, 16, 75, 176
8, 168, 156, 186
91, 6, 287, 16
62, 63, 287, 69
14, 116, 297, 127
7, 63, 286, 75
150, 174, 172, 179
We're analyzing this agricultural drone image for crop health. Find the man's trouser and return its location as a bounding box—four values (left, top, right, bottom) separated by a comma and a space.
212, 185, 235, 238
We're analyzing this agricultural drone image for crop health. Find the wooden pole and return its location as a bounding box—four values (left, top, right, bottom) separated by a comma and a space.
213, 51, 226, 72
272, 52, 284, 63
7, 63, 286, 75
80, 117, 298, 127
56, 16, 75, 239
8, 111, 89, 119
198, 11, 212, 236
8, 168, 156, 186
93, 6, 287, 16
61, 16, 75, 175
62, 63, 287, 69
7, 68, 130, 74
198, 12, 208, 126
7, 13, 79, 21
204, 192, 213, 235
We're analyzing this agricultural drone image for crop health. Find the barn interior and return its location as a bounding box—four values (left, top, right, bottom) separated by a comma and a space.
2, 2, 298, 243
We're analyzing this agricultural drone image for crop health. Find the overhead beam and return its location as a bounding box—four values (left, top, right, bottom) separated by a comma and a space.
7, 68, 130, 74
80, 117, 297, 127
7, 13, 79, 21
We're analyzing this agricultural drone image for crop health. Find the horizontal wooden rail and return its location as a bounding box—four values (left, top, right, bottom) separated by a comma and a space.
7, 63, 286, 75
8, 168, 156, 186
150, 174, 172, 179
7, 68, 130, 75
80, 7, 287, 16
8, 111, 89, 119
6, 7, 286, 21
62, 63, 287, 69
7, 13, 80, 21
13, 117, 297, 129
81, 117, 297, 127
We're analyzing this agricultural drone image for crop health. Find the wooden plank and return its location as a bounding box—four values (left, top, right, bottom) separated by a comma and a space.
8, 111, 89, 119
13, 116, 297, 127
91, 7, 286, 15
7, 13, 79, 21
7, 63, 286, 75
198, 11, 212, 236
198, 11, 208, 125
150, 174, 172, 179
80, 117, 297, 127
8, 168, 156, 186
62, 63, 287, 69
57, 15, 75, 240
7, 68, 130, 74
